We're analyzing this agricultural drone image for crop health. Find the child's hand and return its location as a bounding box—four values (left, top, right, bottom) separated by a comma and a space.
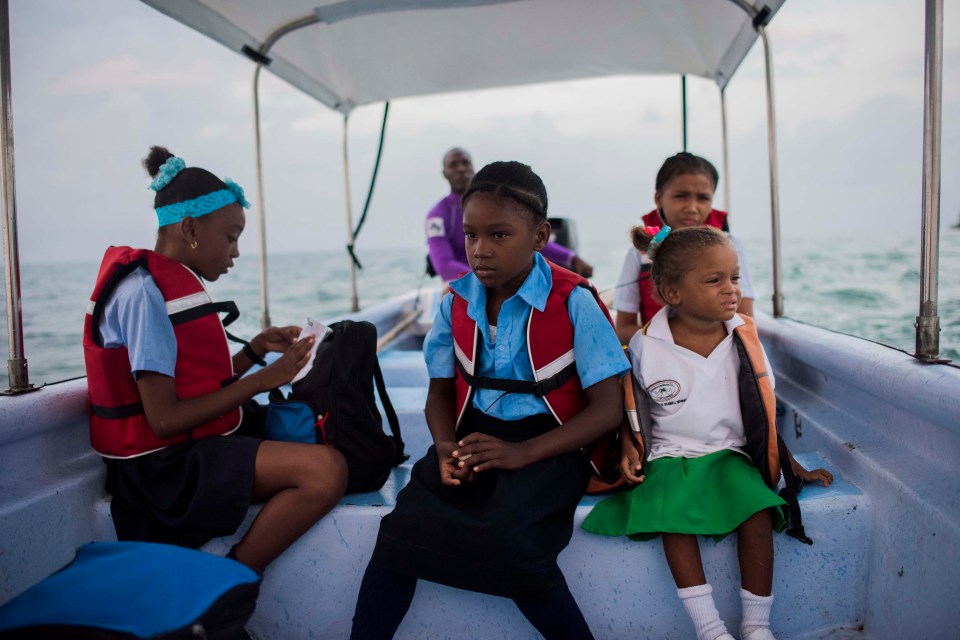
453, 434, 530, 473
796, 466, 833, 487
254, 325, 302, 354
256, 336, 314, 389
436, 441, 471, 486
619, 440, 645, 485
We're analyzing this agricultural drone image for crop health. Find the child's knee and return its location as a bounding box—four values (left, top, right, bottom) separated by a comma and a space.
305, 445, 348, 497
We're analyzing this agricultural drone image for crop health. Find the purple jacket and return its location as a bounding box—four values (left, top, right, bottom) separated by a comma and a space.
425, 192, 575, 282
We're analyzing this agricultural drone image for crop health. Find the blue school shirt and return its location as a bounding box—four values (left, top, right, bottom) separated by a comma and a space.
424, 253, 629, 421
98, 267, 177, 378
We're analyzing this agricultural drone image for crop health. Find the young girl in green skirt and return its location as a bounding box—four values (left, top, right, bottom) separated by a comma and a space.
582, 225, 832, 640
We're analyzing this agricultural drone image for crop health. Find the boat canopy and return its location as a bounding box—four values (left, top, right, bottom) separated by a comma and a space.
140, 0, 785, 114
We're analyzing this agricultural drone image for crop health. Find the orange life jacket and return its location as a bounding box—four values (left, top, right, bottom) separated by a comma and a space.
626, 314, 811, 542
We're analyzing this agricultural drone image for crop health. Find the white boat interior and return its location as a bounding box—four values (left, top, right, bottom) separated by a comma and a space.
3, 288, 958, 638
2, 1, 957, 639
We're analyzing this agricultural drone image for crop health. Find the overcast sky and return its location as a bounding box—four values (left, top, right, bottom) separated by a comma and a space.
5, 0, 960, 265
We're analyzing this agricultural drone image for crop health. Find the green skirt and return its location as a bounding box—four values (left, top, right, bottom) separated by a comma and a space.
582, 449, 786, 542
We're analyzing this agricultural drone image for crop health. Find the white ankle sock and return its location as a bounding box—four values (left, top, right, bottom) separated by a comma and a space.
678, 583, 729, 640
740, 587, 774, 635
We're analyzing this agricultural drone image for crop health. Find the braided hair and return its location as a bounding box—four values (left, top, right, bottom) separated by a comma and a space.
630, 225, 731, 296
461, 161, 548, 223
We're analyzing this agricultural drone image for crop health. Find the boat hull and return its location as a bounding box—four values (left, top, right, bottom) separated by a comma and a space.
1, 293, 957, 638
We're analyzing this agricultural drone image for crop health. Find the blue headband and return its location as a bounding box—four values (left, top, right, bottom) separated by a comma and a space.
149, 156, 250, 227
155, 180, 250, 227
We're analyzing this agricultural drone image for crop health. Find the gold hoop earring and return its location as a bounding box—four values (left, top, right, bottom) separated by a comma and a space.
190, 240, 198, 249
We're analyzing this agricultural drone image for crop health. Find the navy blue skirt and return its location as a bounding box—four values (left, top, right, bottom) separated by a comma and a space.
370, 406, 590, 599
104, 401, 264, 549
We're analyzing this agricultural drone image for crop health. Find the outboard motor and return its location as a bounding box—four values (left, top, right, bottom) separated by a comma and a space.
548, 217, 579, 252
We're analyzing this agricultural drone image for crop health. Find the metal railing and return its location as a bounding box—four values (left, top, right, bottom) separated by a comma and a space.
0, 0, 35, 394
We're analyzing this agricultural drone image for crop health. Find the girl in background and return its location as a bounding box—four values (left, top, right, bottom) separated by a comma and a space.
613, 152, 755, 344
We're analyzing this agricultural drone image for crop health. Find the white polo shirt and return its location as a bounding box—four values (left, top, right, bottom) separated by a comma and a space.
628, 307, 775, 461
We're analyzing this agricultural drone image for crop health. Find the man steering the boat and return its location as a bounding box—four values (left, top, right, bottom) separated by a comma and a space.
425, 147, 594, 282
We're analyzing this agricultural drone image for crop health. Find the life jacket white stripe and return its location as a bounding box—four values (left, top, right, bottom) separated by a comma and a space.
165, 290, 212, 316
534, 349, 575, 382
98, 423, 242, 459
455, 326, 478, 427
85, 269, 211, 317
526, 309, 562, 424
454, 338, 475, 376
626, 408, 641, 434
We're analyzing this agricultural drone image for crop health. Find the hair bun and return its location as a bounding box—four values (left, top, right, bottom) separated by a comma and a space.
143, 146, 175, 178
630, 225, 656, 252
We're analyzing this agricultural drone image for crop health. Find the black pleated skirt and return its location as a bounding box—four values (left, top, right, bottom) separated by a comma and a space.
104, 402, 264, 549
370, 406, 590, 599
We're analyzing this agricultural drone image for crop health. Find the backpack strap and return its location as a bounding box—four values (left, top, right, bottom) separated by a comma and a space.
171, 300, 239, 328
373, 357, 409, 464
777, 434, 813, 545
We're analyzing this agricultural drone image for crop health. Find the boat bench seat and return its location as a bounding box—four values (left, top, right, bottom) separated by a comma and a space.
214, 351, 871, 640
78, 350, 869, 638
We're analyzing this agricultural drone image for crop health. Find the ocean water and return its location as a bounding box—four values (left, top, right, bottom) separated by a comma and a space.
1, 231, 958, 389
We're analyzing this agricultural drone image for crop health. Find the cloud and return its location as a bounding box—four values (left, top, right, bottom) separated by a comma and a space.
53, 56, 215, 95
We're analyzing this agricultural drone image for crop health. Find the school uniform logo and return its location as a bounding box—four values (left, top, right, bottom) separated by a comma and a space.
647, 380, 682, 405
426, 218, 446, 238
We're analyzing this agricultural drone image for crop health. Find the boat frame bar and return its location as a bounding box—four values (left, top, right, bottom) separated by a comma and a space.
726, 0, 784, 317
248, 14, 322, 329
758, 23, 785, 318
0, 0, 35, 394
916, 0, 945, 362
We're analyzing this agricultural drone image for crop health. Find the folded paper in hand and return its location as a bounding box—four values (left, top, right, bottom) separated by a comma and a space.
291, 318, 332, 384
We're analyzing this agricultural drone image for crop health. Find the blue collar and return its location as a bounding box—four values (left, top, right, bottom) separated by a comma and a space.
450, 252, 553, 325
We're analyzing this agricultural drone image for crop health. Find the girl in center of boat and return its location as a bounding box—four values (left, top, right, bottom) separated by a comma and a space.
82, 146, 348, 574
350, 161, 629, 640
583, 225, 832, 640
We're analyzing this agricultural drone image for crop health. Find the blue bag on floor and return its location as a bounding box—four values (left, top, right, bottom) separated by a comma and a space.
0, 541, 259, 639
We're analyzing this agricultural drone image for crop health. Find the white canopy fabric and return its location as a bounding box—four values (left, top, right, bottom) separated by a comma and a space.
141, 0, 784, 113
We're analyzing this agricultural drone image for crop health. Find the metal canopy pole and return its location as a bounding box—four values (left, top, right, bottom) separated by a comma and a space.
758, 24, 784, 317
0, 0, 34, 394
916, 0, 944, 362
725, 0, 782, 316
720, 87, 731, 214
342, 115, 359, 312
681, 75, 688, 151
251, 64, 271, 330
244, 14, 322, 330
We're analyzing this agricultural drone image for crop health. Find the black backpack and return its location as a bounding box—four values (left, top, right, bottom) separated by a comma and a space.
271, 320, 407, 494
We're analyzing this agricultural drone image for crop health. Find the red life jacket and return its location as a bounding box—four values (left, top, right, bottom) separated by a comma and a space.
83, 246, 242, 458
636, 209, 729, 324
450, 261, 612, 427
